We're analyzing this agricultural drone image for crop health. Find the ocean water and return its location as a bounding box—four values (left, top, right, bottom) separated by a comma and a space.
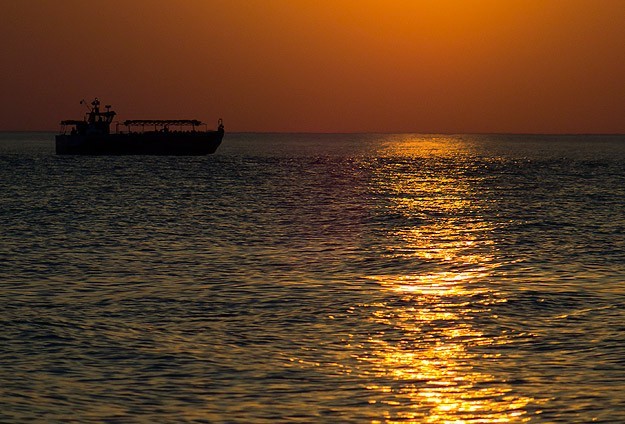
1, 132, 625, 423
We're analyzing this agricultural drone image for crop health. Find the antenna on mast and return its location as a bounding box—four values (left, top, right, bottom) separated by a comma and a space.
80, 99, 91, 112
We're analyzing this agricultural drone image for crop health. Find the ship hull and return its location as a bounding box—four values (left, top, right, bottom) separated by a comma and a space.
55, 130, 224, 155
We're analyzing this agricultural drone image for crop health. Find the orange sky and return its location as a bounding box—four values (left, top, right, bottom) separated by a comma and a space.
2, 0, 625, 133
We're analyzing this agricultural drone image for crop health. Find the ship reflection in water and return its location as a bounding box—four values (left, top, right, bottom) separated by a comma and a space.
352, 136, 538, 422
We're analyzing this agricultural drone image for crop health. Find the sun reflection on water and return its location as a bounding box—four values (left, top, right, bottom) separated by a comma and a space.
361, 272, 532, 423
357, 137, 535, 422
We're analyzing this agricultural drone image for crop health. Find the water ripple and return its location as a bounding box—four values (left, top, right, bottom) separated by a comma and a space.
2, 133, 625, 422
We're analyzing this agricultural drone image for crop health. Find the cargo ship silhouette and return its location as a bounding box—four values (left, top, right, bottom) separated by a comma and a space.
56, 98, 224, 155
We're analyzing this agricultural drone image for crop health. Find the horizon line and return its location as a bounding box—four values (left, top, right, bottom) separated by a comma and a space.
4, 129, 625, 137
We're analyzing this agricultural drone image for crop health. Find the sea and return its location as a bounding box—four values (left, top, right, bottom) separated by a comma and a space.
1, 132, 625, 423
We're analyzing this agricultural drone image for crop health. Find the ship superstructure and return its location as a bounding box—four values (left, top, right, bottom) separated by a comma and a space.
56, 98, 224, 155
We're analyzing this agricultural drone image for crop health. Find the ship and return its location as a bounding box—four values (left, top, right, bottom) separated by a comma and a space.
56, 98, 224, 155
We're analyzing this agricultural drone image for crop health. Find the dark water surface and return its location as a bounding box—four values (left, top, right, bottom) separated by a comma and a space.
2, 132, 625, 422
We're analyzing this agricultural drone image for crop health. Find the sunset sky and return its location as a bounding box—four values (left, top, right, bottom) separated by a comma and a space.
2, 0, 625, 133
